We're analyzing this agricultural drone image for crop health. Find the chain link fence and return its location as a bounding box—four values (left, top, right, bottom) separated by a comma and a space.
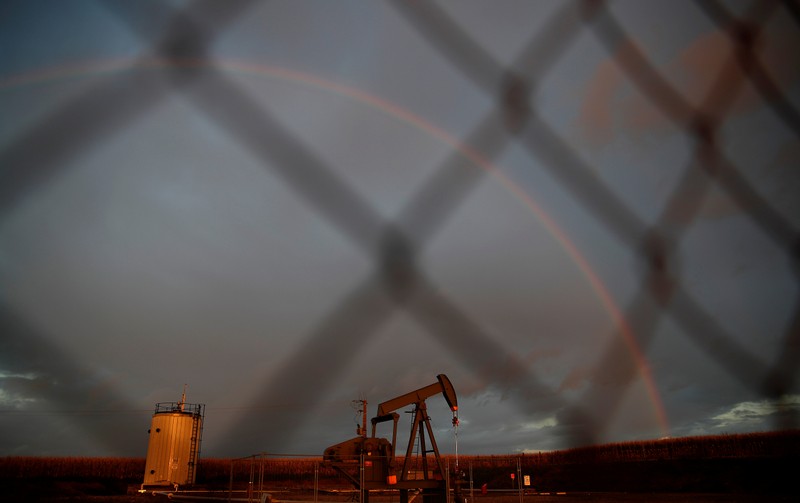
0, 0, 798, 457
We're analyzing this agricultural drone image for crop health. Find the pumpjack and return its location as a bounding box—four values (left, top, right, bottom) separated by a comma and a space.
323, 374, 461, 503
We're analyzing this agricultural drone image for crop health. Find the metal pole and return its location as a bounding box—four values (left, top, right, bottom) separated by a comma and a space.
249, 456, 255, 503
259, 453, 265, 501
360, 453, 365, 503
445, 458, 450, 503
469, 461, 473, 503
228, 459, 234, 503
517, 458, 522, 503
314, 461, 319, 503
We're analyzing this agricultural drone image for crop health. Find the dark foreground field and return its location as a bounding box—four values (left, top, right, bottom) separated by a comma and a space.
0, 488, 794, 503
1, 431, 797, 502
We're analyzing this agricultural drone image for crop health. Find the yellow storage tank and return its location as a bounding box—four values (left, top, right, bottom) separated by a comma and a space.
142, 394, 205, 490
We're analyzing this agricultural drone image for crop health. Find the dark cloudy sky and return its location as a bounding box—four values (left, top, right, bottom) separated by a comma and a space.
1, 0, 798, 458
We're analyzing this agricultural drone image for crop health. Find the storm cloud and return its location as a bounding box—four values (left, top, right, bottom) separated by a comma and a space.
1, 0, 798, 458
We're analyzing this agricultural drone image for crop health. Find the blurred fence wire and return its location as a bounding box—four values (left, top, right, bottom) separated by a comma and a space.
0, 0, 798, 454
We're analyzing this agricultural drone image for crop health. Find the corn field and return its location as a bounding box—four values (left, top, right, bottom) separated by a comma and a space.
0, 431, 795, 484
0, 456, 144, 480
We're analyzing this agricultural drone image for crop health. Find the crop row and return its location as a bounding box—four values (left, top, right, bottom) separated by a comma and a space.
1, 430, 796, 483
471, 430, 800, 468
0, 456, 144, 480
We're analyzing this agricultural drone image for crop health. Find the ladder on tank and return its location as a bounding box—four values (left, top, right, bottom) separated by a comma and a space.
187, 410, 203, 484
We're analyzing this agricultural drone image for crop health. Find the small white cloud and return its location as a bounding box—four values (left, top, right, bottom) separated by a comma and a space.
710, 395, 800, 429
0, 388, 38, 408
0, 371, 39, 380
0, 371, 41, 408
519, 416, 558, 431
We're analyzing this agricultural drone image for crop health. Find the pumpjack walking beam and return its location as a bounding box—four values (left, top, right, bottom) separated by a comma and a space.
371, 375, 458, 484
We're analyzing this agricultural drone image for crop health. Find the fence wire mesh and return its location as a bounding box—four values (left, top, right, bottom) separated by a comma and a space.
0, 0, 798, 457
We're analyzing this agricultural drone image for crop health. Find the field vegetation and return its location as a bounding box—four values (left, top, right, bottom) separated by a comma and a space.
0, 430, 797, 499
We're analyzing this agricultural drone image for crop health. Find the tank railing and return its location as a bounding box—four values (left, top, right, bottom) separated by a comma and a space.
154, 401, 205, 416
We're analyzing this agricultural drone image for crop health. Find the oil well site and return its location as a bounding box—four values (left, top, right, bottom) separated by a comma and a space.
2, 1, 799, 502
1, 376, 797, 502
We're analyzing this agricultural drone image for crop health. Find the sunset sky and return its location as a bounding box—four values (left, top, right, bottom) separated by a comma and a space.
1, 0, 798, 458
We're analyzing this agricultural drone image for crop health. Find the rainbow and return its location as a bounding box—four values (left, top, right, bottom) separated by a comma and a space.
0, 58, 670, 436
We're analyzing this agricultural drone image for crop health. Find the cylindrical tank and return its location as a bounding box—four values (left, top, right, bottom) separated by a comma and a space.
142, 400, 205, 489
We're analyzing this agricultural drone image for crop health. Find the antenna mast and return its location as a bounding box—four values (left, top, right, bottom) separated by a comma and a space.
352, 399, 368, 437
179, 384, 188, 412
